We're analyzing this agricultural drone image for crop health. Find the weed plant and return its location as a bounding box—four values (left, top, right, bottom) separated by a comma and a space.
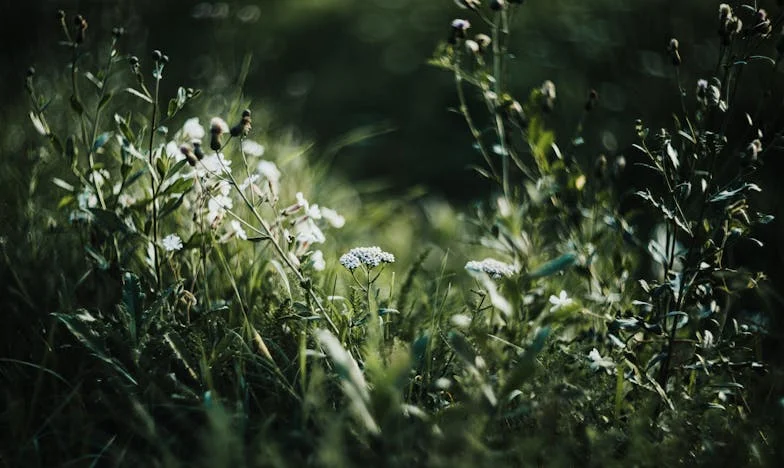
1, 2, 781, 467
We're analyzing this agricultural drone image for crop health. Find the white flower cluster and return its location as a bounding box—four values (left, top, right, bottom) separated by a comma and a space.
464, 258, 517, 279
339, 246, 395, 271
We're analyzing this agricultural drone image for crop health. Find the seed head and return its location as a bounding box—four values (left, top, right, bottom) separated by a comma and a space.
112, 27, 125, 39
210, 117, 229, 151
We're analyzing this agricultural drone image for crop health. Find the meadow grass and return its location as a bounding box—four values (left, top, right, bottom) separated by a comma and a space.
1, 2, 781, 466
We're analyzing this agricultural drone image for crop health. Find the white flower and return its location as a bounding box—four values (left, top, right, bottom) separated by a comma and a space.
294, 218, 325, 244
198, 153, 232, 176
210, 117, 229, 134
339, 246, 395, 271
89, 169, 110, 188
162, 233, 183, 252
118, 193, 135, 208
339, 252, 361, 270
166, 141, 182, 160
588, 348, 615, 371
548, 290, 574, 312
321, 207, 345, 228
241, 139, 265, 156
465, 258, 517, 279
310, 250, 326, 271
450, 314, 472, 328
230, 220, 248, 240
182, 117, 205, 141
239, 174, 260, 191
207, 194, 233, 225
257, 160, 281, 196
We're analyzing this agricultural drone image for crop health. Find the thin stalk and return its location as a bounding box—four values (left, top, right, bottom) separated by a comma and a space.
492, 11, 510, 198
148, 64, 162, 289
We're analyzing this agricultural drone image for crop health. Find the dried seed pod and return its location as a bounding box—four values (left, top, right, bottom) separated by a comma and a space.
180, 145, 198, 166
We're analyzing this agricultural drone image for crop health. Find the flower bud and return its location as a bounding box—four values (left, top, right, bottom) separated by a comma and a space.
595, 154, 608, 179
210, 117, 229, 151
152, 49, 162, 62
180, 145, 198, 166
475, 33, 491, 52
193, 141, 205, 160
584, 89, 599, 112
449, 19, 471, 44
540, 80, 556, 112
74, 14, 88, 44
667, 38, 681, 66
112, 27, 125, 39
57, 10, 65, 22
231, 109, 252, 137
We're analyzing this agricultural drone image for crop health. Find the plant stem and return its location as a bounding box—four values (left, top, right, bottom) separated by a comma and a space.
149, 65, 162, 290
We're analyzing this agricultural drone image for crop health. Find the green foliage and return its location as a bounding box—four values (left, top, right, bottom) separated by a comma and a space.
0, 3, 781, 467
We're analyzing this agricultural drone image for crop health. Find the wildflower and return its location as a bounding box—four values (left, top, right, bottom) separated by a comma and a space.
321, 207, 345, 228
229, 220, 248, 241
475, 33, 491, 52
198, 152, 232, 177
450, 313, 472, 328
752, 9, 771, 37
207, 193, 232, 225
339, 246, 395, 271
548, 290, 573, 312
465, 39, 479, 54
162, 233, 183, 252
77, 187, 98, 209
182, 117, 205, 141
588, 348, 615, 371
209, 117, 229, 151
241, 139, 265, 156
449, 19, 471, 44
540, 80, 556, 112
310, 250, 326, 271
294, 218, 326, 245
718, 4, 742, 45
465, 258, 517, 279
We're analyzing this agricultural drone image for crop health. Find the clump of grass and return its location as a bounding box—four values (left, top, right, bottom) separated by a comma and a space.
1, 3, 780, 467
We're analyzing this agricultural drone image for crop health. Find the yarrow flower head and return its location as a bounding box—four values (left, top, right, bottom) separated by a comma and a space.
162, 233, 183, 252
339, 246, 395, 271
464, 258, 517, 279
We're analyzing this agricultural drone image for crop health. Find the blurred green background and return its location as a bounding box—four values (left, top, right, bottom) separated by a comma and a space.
2, 0, 783, 292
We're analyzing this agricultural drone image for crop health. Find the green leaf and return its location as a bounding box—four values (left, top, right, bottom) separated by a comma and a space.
114, 114, 135, 142
499, 327, 549, 400
118, 272, 145, 346
158, 193, 187, 219
161, 176, 194, 196
89, 208, 129, 234
164, 331, 200, 382
528, 252, 577, 278
52, 311, 138, 385
710, 183, 762, 203
98, 91, 113, 111
125, 87, 153, 104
